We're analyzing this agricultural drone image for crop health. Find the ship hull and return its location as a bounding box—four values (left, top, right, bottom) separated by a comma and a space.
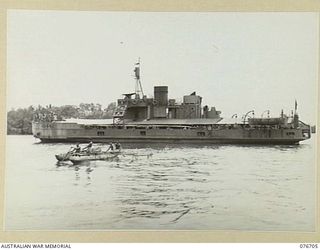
32, 121, 310, 145
69, 152, 120, 164
41, 137, 300, 145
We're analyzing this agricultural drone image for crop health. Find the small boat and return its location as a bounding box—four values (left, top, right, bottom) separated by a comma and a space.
55, 142, 122, 164
55, 146, 118, 162
69, 150, 121, 164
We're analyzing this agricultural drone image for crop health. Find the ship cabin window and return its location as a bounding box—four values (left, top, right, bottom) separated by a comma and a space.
140, 131, 146, 136
197, 132, 206, 136
286, 132, 295, 136
97, 131, 105, 136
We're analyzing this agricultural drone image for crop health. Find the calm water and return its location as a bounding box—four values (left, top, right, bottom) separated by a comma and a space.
5, 135, 316, 231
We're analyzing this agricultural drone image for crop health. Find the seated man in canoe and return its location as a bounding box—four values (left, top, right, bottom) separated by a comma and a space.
115, 142, 121, 150
71, 143, 81, 153
82, 141, 93, 153
107, 142, 121, 152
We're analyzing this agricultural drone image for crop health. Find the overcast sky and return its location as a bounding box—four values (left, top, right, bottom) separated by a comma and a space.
7, 10, 318, 124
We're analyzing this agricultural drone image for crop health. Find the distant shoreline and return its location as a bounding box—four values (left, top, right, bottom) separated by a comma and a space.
7, 103, 116, 136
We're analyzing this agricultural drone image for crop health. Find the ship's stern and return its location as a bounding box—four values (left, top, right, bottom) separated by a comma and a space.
299, 121, 311, 141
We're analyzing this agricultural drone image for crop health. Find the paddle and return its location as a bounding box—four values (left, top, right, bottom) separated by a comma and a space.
61, 147, 73, 161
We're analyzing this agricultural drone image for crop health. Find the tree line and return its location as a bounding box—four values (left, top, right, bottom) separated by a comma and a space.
7, 102, 117, 135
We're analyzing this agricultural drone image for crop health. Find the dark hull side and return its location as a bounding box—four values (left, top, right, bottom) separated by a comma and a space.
39, 137, 301, 145
32, 121, 311, 145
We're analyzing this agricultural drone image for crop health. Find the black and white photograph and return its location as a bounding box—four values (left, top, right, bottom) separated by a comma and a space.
5, 10, 318, 233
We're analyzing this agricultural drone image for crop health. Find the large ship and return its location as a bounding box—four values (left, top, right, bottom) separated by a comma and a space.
32, 63, 311, 145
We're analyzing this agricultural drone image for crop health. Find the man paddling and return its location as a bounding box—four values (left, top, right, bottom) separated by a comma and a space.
107, 142, 121, 152
82, 141, 93, 153
70, 143, 81, 153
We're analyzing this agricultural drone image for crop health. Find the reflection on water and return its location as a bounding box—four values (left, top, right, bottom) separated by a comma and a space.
5, 135, 316, 231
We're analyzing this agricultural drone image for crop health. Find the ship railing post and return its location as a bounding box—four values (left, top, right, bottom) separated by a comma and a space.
261, 110, 270, 118
243, 110, 254, 124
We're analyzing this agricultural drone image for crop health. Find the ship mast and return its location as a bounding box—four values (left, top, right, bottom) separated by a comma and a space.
134, 58, 144, 98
